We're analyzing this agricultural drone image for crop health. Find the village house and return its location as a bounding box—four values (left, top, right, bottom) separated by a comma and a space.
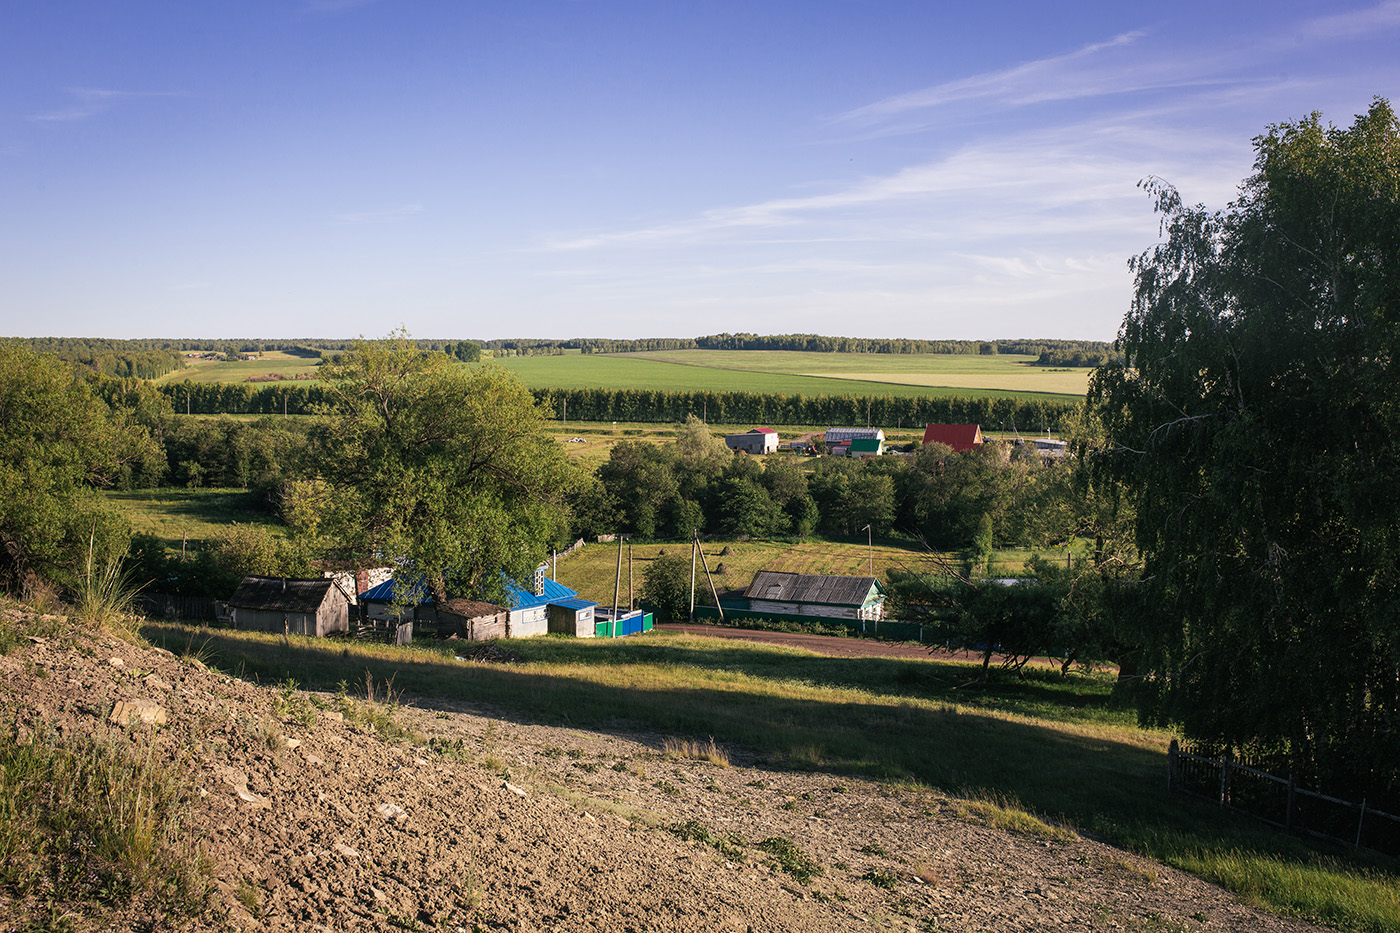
227, 576, 352, 637
697, 571, 887, 625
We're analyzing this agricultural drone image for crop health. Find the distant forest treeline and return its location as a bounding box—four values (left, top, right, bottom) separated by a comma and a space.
144, 379, 1078, 431
20, 334, 1115, 366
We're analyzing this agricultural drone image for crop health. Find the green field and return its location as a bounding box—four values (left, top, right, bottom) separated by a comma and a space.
146, 347, 1089, 403
155, 351, 322, 385
104, 488, 284, 547
493, 350, 1088, 402
137, 622, 1400, 933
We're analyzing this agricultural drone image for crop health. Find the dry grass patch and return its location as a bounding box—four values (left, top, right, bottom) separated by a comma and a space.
662, 736, 730, 767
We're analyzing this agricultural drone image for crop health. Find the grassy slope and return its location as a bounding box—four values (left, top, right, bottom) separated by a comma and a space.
552, 538, 1065, 605
138, 622, 1400, 933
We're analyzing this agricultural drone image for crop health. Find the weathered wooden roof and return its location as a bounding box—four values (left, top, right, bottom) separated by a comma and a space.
743, 571, 883, 607
228, 576, 339, 614
438, 598, 508, 620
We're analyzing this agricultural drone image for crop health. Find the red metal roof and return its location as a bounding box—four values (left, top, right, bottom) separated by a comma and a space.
921, 424, 984, 452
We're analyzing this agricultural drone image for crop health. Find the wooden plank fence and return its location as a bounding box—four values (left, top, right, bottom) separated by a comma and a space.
1167, 740, 1400, 858
136, 593, 221, 622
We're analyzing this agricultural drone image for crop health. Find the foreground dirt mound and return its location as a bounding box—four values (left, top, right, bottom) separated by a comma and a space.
0, 618, 1330, 932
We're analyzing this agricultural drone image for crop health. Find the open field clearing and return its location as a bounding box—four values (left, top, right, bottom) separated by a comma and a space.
104, 488, 285, 546
811, 370, 1092, 395
155, 352, 322, 384
495, 351, 1086, 402
128, 621, 1400, 933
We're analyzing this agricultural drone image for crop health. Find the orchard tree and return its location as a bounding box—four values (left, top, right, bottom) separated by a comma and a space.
312, 332, 577, 604
1091, 99, 1400, 796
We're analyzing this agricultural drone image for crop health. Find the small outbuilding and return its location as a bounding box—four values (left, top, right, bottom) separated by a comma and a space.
547, 597, 598, 637
227, 576, 351, 637
436, 599, 509, 640
724, 427, 780, 455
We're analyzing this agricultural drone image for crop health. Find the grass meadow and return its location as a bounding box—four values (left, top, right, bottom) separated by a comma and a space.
138, 622, 1400, 933
494, 350, 1088, 402
104, 488, 286, 548
552, 537, 1072, 605
146, 347, 1089, 402
155, 351, 322, 385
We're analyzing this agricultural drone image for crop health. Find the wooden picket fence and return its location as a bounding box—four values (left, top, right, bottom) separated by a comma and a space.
1167, 740, 1400, 858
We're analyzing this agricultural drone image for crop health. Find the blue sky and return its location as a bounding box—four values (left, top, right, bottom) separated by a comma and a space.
2, 1, 1397, 341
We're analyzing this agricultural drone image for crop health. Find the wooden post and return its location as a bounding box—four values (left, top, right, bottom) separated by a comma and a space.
695, 531, 725, 623
1167, 739, 1179, 794
689, 532, 697, 622
1220, 749, 1232, 807
611, 534, 623, 635
1286, 773, 1296, 832
1356, 799, 1367, 849
627, 542, 633, 612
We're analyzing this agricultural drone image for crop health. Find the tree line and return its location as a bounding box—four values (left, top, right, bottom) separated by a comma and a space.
575, 416, 1068, 553
541, 386, 1079, 432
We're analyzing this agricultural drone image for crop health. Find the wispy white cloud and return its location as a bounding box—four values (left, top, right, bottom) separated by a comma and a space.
837, 31, 1152, 125
1295, 0, 1400, 41
28, 87, 183, 123
332, 203, 423, 225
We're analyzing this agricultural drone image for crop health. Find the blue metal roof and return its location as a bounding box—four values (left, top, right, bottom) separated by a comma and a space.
359, 576, 431, 604
551, 597, 598, 611
504, 576, 579, 610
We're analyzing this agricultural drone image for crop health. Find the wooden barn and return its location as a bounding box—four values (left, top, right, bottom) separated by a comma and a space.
739, 571, 886, 623
227, 576, 351, 637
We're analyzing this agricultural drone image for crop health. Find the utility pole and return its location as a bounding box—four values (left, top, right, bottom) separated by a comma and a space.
862, 524, 872, 576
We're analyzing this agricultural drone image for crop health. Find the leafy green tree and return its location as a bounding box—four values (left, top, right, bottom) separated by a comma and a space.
312, 333, 577, 604
0, 343, 150, 594
595, 440, 679, 538
640, 550, 693, 622
1091, 99, 1400, 796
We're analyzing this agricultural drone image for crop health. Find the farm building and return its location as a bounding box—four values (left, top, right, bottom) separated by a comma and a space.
724, 427, 780, 455
921, 424, 984, 452
704, 571, 887, 624
228, 576, 352, 637
849, 436, 883, 457
824, 427, 884, 446
547, 597, 598, 637
504, 571, 591, 638
358, 576, 430, 624
435, 599, 509, 640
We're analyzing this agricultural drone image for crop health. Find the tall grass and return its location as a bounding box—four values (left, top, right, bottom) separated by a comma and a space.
75, 534, 144, 630
138, 622, 1400, 932
0, 725, 213, 923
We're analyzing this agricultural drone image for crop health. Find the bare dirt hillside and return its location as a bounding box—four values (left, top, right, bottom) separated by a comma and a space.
0, 614, 1332, 933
